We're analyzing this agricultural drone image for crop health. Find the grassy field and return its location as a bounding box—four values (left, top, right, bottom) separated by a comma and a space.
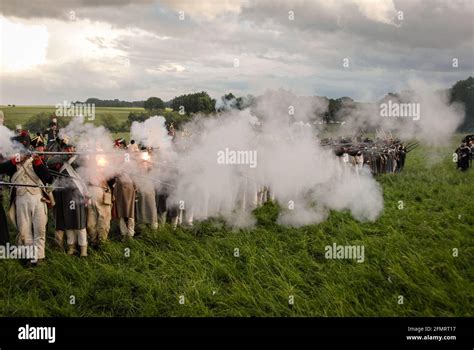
0, 136, 472, 317
0, 105, 144, 128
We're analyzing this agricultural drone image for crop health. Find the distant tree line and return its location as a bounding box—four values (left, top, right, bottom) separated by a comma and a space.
322, 77, 474, 131
77, 98, 145, 108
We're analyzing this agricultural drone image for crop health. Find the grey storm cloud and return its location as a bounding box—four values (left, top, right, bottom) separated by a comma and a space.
0, 0, 473, 104
239, 0, 474, 49
0, 0, 155, 19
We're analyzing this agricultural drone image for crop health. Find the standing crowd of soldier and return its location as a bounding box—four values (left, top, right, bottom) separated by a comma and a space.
330, 137, 410, 175
0, 121, 188, 266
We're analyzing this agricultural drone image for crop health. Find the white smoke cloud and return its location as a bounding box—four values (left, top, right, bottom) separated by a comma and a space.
0, 125, 15, 155
5, 83, 462, 228
58, 116, 121, 183
341, 79, 465, 145
53, 83, 465, 228
55, 115, 179, 195
167, 90, 384, 227
130, 116, 173, 152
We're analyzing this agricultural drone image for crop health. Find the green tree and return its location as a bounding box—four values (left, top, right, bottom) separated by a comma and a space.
325, 97, 355, 123
102, 114, 121, 132
170, 91, 216, 115
24, 113, 69, 134
450, 77, 474, 131
144, 97, 165, 110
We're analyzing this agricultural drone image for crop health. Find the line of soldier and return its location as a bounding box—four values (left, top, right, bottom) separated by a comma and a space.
0, 124, 189, 266
324, 137, 413, 174
1, 126, 417, 267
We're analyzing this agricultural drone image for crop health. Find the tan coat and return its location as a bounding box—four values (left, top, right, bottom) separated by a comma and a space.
113, 174, 136, 219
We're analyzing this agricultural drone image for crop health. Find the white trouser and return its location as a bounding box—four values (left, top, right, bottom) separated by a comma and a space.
178, 208, 194, 226
64, 229, 87, 246
119, 218, 135, 237
16, 193, 47, 259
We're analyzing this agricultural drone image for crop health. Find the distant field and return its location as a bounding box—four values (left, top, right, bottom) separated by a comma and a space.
0, 105, 145, 128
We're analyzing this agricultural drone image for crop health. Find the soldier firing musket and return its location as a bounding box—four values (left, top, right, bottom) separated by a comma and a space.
86, 151, 115, 249
0, 137, 54, 266
135, 149, 159, 231
48, 138, 90, 257
330, 134, 411, 175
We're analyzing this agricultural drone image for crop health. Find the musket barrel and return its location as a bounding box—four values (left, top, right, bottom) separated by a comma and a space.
0, 181, 63, 189
33, 151, 119, 155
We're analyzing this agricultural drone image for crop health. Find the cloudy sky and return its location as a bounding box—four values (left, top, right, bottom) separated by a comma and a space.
0, 0, 473, 104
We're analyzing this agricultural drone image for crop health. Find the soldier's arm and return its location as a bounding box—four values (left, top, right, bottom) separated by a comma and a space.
32, 156, 54, 184
0, 159, 18, 177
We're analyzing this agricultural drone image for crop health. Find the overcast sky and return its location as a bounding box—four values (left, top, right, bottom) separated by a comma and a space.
0, 0, 473, 105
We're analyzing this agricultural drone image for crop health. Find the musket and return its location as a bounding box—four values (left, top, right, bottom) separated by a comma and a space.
0, 181, 64, 189
48, 169, 85, 180
122, 171, 177, 188
144, 159, 181, 169
33, 151, 120, 156
405, 142, 419, 148
405, 145, 419, 153
405, 142, 420, 152
33, 147, 164, 156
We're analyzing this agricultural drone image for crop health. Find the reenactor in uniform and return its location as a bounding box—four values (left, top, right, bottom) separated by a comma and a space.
136, 150, 158, 230
50, 141, 89, 257
456, 142, 471, 171
397, 145, 406, 172
353, 151, 364, 175
31, 134, 46, 153
469, 139, 474, 168
168, 123, 176, 141
0, 163, 10, 245
0, 111, 9, 244
112, 173, 137, 239
127, 140, 139, 153
87, 161, 114, 248
44, 120, 59, 148
114, 138, 127, 149
0, 142, 53, 265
